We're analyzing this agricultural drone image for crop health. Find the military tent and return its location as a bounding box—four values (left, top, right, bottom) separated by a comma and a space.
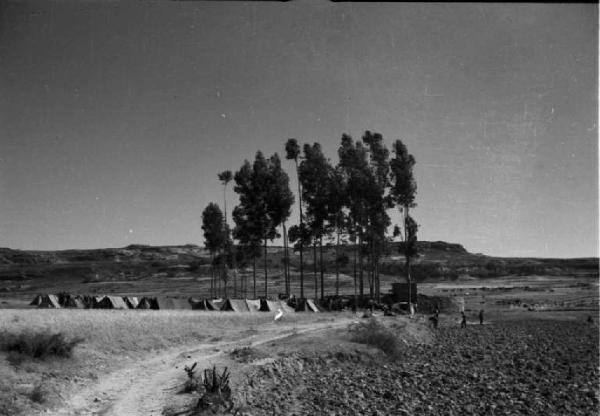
278, 300, 295, 314
123, 297, 139, 309
189, 298, 210, 310
38, 294, 61, 308
155, 297, 192, 310
259, 299, 279, 312
295, 298, 321, 312
91, 296, 106, 309
96, 296, 128, 309
246, 299, 261, 312
64, 295, 85, 308
221, 298, 250, 312
136, 297, 157, 309
206, 299, 223, 310
29, 294, 43, 306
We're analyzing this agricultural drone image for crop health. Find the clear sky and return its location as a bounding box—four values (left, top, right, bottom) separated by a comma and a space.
0, 1, 597, 258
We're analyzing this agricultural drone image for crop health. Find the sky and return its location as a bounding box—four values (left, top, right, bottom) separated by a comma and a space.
0, 1, 597, 258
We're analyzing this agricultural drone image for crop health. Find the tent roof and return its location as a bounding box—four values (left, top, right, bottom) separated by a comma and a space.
123, 297, 139, 308
104, 296, 128, 309
65, 296, 85, 308
278, 300, 295, 314
295, 298, 321, 312
30, 295, 43, 305
39, 294, 61, 308
260, 299, 279, 312
155, 297, 192, 310
221, 298, 250, 312
246, 299, 261, 312
206, 299, 223, 310
136, 297, 155, 309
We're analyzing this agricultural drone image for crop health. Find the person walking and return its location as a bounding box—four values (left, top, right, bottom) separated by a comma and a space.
479, 309, 484, 325
460, 311, 467, 328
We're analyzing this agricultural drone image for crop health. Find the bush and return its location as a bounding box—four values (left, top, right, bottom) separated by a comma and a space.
29, 383, 48, 404
1, 331, 83, 362
349, 318, 402, 357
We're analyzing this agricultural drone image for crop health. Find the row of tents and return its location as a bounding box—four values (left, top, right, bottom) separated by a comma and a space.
29, 293, 323, 312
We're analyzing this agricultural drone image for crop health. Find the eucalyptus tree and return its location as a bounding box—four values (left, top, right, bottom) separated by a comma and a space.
265, 153, 294, 297
298, 143, 331, 300
233, 152, 290, 299
218, 170, 233, 222
326, 165, 348, 296
201, 202, 226, 298
287, 223, 312, 296
390, 139, 418, 302
338, 134, 371, 302
362, 131, 392, 301
232, 160, 263, 298
218, 170, 234, 294
285, 138, 305, 298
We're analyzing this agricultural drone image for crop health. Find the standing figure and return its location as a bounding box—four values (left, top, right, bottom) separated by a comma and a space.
460, 311, 467, 328
479, 309, 484, 325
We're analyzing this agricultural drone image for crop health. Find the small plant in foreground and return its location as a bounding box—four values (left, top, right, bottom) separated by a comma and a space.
349, 318, 402, 357
0, 331, 83, 362
196, 365, 234, 413
182, 362, 201, 393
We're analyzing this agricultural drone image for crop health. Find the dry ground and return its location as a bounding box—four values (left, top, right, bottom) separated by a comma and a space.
0, 309, 348, 415
1, 274, 598, 415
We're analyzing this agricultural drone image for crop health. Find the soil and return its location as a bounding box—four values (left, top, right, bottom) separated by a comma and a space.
232, 318, 599, 416
15, 312, 600, 416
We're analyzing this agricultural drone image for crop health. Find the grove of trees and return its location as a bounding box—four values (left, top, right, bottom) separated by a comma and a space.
201, 131, 417, 303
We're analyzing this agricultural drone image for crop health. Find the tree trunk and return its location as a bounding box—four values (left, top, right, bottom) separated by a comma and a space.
369, 252, 374, 300
233, 266, 237, 298
319, 235, 324, 301
296, 160, 304, 299
211, 252, 215, 298
283, 223, 289, 296
335, 226, 340, 297
313, 240, 317, 300
405, 205, 412, 306
253, 255, 256, 299
264, 238, 268, 298
358, 229, 364, 302
353, 220, 357, 309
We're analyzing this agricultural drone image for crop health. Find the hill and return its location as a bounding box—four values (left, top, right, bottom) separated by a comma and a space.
0, 241, 596, 299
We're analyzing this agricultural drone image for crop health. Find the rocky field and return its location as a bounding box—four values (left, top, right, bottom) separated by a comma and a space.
234, 319, 599, 416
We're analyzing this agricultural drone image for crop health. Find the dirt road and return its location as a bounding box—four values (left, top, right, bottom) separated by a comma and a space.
43, 317, 355, 416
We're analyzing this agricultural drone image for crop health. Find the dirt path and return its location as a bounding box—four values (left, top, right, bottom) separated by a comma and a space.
43, 317, 355, 416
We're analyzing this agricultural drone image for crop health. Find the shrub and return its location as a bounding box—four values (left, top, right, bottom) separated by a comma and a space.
349, 318, 402, 357
29, 383, 48, 404
1, 331, 83, 362
195, 366, 234, 413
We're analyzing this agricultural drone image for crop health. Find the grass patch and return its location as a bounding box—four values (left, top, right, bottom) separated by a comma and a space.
1, 331, 83, 362
349, 318, 402, 357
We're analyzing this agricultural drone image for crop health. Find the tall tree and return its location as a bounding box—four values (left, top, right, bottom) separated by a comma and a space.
362, 131, 392, 301
232, 160, 262, 298
201, 203, 226, 298
218, 171, 233, 223
232, 152, 282, 298
285, 138, 305, 298
299, 143, 331, 300
326, 166, 348, 297
265, 153, 294, 297
218, 170, 234, 295
338, 134, 371, 303
390, 139, 418, 303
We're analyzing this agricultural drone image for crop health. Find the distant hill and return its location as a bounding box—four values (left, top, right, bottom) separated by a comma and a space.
0, 241, 596, 287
